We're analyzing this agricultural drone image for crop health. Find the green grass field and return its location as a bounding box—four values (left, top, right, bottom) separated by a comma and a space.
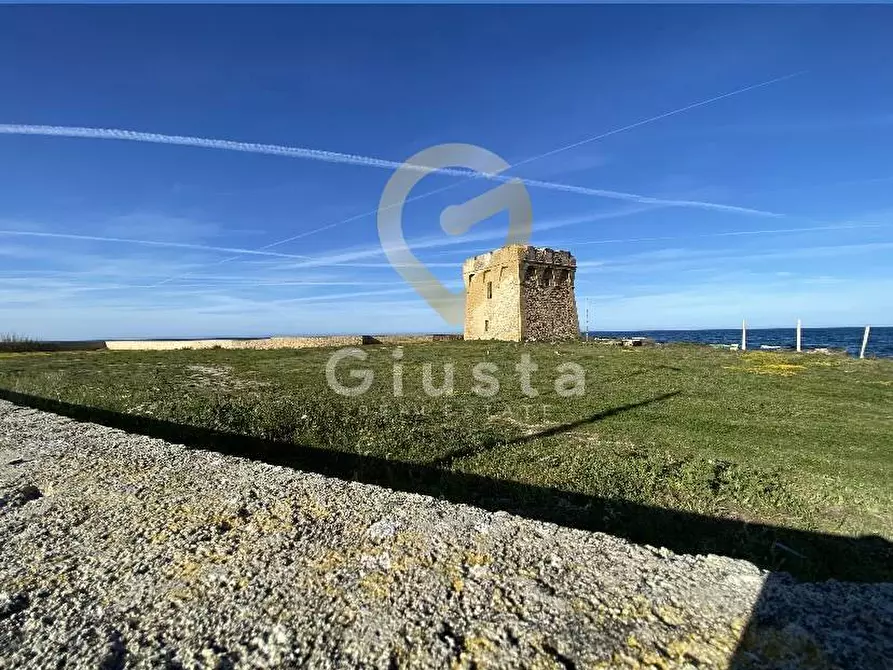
1, 341, 890, 580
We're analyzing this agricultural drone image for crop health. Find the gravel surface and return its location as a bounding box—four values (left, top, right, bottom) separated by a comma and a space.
0, 399, 890, 668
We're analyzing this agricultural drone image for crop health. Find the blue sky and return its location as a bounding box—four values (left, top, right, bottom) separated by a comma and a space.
1, 5, 892, 339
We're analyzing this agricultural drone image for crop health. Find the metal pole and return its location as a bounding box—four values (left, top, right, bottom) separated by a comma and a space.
741, 319, 747, 352
796, 319, 801, 353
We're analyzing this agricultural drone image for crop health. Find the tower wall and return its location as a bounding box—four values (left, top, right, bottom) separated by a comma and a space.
462, 245, 579, 342
462, 245, 525, 341
519, 247, 579, 341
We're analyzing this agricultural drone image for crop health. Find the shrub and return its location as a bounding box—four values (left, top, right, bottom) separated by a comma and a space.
0, 333, 43, 352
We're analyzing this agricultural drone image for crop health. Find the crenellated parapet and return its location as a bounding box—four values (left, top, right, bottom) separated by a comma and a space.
523, 246, 576, 267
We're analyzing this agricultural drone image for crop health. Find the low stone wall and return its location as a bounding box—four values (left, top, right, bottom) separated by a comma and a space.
106, 339, 243, 351
252, 336, 365, 350
362, 334, 462, 345
104, 334, 460, 352
105, 336, 364, 351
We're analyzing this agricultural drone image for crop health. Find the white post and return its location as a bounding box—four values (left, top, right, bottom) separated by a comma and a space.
860, 326, 871, 359
796, 319, 802, 353
741, 319, 747, 352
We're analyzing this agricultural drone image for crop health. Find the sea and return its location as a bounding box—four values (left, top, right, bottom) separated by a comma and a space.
587, 327, 893, 359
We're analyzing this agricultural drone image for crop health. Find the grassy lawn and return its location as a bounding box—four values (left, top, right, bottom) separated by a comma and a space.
1, 342, 891, 579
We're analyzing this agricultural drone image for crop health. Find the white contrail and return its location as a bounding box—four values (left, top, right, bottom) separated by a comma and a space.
0, 122, 777, 217
0, 71, 800, 295
0, 123, 409, 171
143, 72, 800, 287
227, 72, 805, 253
0, 229, 313, 259
569, 221, 888, 246
509, 72, 806, 169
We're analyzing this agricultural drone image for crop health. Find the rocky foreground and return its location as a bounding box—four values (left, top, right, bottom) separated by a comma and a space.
0, 399, 889, 669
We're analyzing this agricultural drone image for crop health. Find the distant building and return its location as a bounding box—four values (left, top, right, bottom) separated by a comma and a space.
462, 244, 579, 342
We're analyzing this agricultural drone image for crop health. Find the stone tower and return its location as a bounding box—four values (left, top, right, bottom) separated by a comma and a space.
463, 244, 579, 342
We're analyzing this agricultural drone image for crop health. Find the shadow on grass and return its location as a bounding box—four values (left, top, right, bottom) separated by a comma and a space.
431, 391, 680, 468
0, 387, 889, 584
511, 390, 681, 444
